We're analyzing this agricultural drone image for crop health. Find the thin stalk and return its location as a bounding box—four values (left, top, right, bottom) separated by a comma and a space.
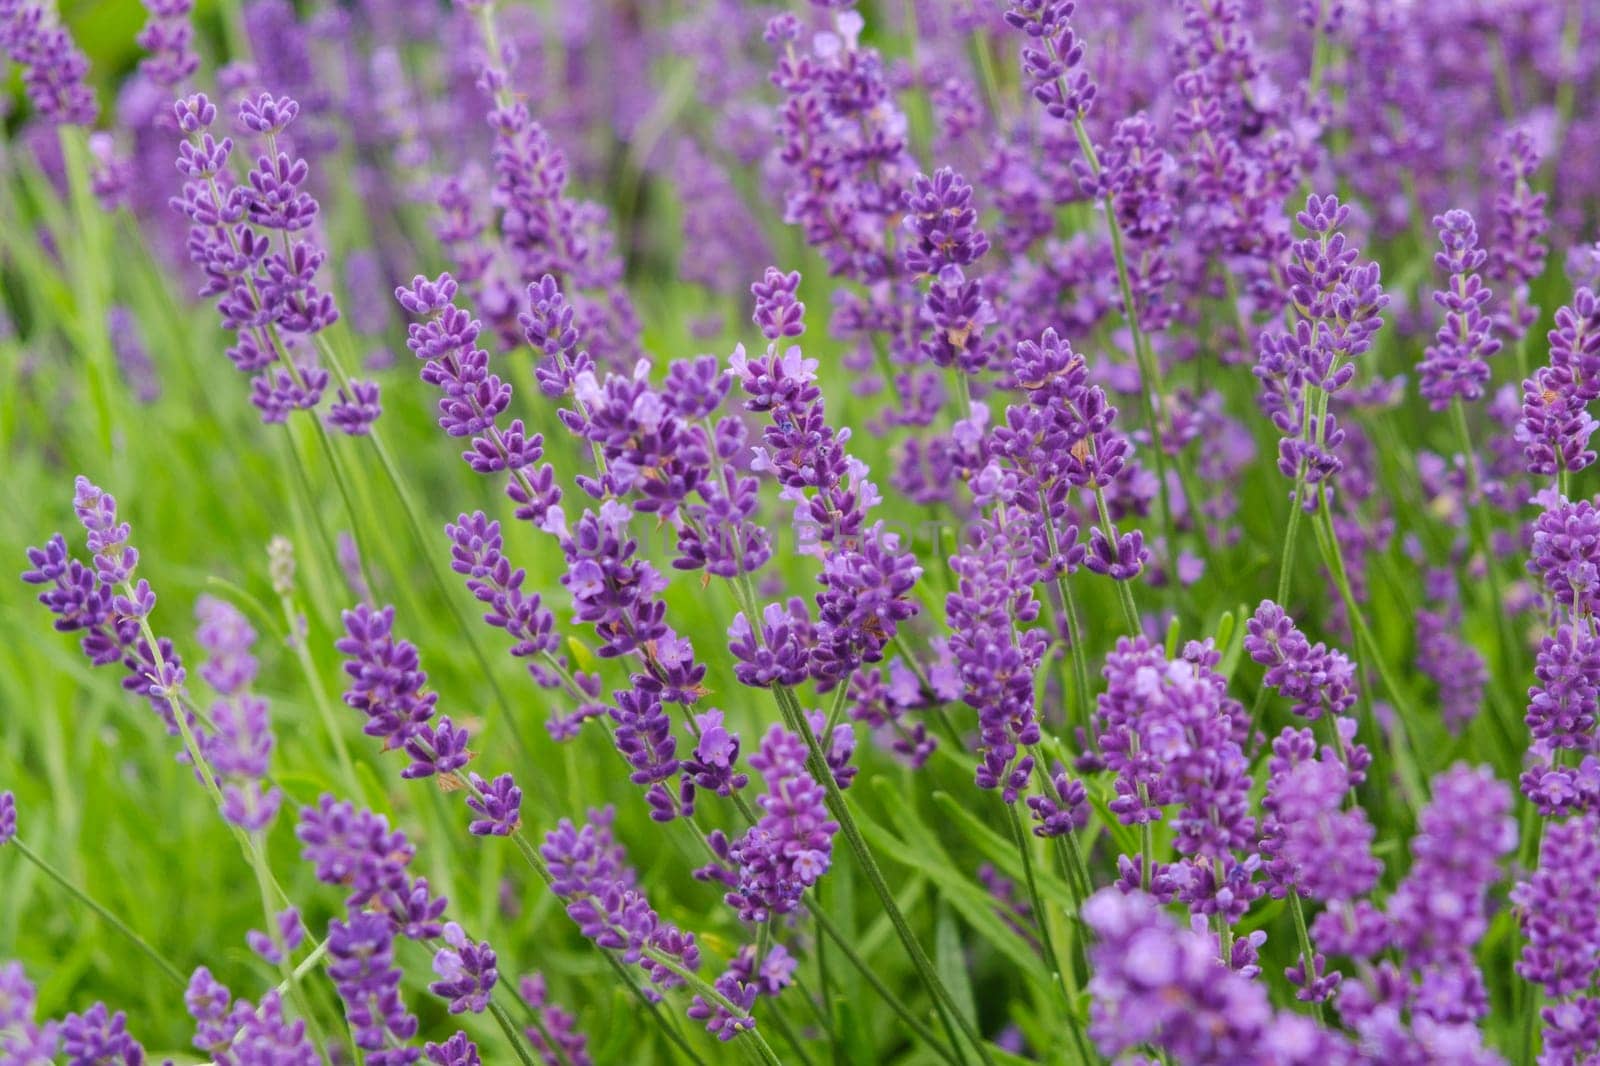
1041, 502, 1096, 743
279, 591, 362, 799
640, 948, 787, 1066
248, 831, 332, 1058
1309, 508, 1427, 810
823, 678, 853, 737
7, 839, 187, 988
776, 686, 995, 1066
485, 998, 543, 1066
1287, 893, 1326, 1025
1451, 399, 1522, 672
313, 334, 531, 763
1004, 805, 1093, 1066
804, 901, 961, 1066
57, 128, 116, 459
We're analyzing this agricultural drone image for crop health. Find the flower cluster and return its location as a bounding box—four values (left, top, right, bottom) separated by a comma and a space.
1255, 195, 1390, 511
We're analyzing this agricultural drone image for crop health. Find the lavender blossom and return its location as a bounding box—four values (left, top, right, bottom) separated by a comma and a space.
1419, 210, 1500, 411
328, 909, 421, 1058
59, 1003, 147, 1065
695, 724, 838, 921
1487, 128, 1550, 343
1244, 600, 1358, 720
429, 922, 497, 1014
519, 973, 593, 1066
1081, 889, 1353, 1063
1255, 194, 1389, 511
541, 811, 701, 999
0, 2, 97, 126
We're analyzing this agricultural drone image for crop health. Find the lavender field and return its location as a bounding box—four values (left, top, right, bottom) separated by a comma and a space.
1, 0, 1598, 1063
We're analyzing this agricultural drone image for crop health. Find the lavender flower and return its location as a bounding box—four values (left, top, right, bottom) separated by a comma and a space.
1081, 888, 1353, 1062
1518, 289, 1600, 480
195, 595, 281, 831
0, 963, 56, 1061
1244, 600, 1358, 720
424, 1033, 481, 1066
0, 791, 14, 846
0, 2, 97, 126
1530, 498, 1600, 618
169, 92, 346, 424
1487, 128, 1550, 342
1373, 765, 1515, 1028
429, 922, 498, 1014
465, 772, 521, 836
135, 0, 198, 90
541, 810, 701, 999
519, 973, 593, 1066
1255, 195, 1389, 511
328, 909, 421, 1058
185, 967, 315, 1062
1514, 812, 1600, 1062
1259, 725, 1379, 903
696, 723, 838, 921
1419, 210, 1500, 411
1005, 1, 1097, 124
59, 1003, 146, 1065
23, 478, 186, 736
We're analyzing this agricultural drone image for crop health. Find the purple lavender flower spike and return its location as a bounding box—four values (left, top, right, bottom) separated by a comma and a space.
328, 909, 421, 1059
1488, 128, 1549, 343
1519, 288, 1600, 479
0, 963, 57, 1060
1005, 1, 1096, 124
1255, 194, 1389, 512
429, 922, 498, 1014
0, 791, 14, 846
1419, 210, 1500, 411
541, 811, 701, 998
696, 723, 837, 921
1081, 889, 1355, 1062
337, 603, 439, 750
1244, 600, 1358, 720
136, 0, 198, 90
59, 1003, 147, 1065
1, 3, 97, 126
425, 1033, 482, 1066
519, 973, 593, 1066
1260, 726, 1378, 903
1530, 498, 1600, 618
169, 91, 349, 423
465, 772, 521, 836
24, 478, 189, 737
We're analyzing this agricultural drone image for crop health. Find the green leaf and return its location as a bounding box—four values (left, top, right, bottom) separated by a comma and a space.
931, 792, 1077, 914
936, 902, 979, 1029
856, 778, 1053, 992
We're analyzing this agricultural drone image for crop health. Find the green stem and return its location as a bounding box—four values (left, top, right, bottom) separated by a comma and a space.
804, 901, 962, 1066
279, 592, 362, 799
8, 838, 187, 988
1287, 893, 1326, 1025
248, 831, 331, 1058
1309, 508, 1426, 810
485, 997, 543, 1066
640, 948, 787, 1066
823, 679, 853, 737
1005, 805, 1093, 1066
777, 686, 994, 1066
